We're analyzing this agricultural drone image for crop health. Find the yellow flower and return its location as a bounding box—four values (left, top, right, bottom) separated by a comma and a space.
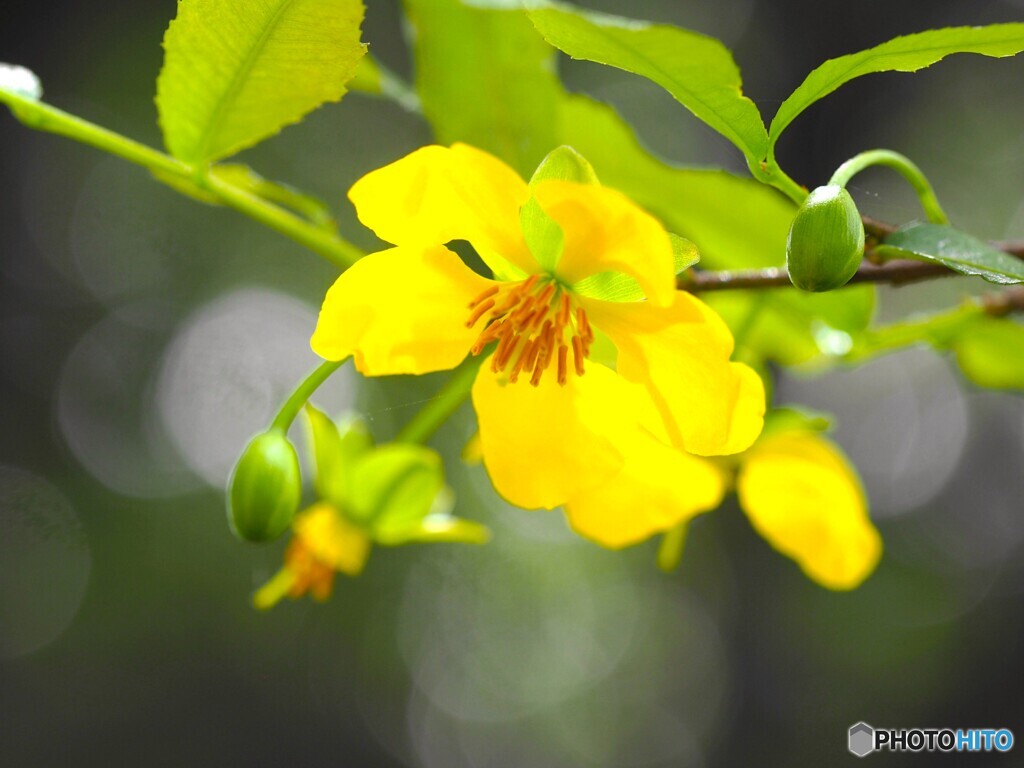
253, 502, 370, 608
311, 143, 765, 547
663, 423, 882, 590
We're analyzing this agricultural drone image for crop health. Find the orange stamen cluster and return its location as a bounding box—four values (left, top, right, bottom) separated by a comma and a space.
284, 538, 335, 601
466, 276, 595, 386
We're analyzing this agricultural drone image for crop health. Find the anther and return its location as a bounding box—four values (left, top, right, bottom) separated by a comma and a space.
571, 335, 586, 376
466, 298, 495, 328
468, 285, 500, 309
557, 344, 568, 385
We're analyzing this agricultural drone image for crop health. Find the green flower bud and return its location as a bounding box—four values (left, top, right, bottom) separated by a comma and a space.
228, 431, 302, 543
786, 185, 865, 292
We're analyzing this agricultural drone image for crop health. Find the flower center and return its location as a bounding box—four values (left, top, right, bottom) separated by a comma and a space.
285, 538, 335, 601
465, 275, 594, 386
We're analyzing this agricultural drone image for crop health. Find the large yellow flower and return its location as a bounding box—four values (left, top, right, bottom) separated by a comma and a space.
311, 143, 765, 546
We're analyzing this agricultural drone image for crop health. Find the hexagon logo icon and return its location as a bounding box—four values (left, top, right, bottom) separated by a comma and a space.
848, 722, 875, 757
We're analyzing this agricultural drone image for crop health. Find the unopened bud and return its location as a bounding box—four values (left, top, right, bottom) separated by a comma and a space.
786, 185, 865, 292
228, 431, 301, 543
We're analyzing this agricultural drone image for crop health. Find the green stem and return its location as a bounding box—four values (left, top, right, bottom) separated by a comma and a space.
768, 167, 809, 206
656, 524, 688, 573
395, 358, 482, 444
829, 149, 949, 225
270, 360, 344, 433
0, 89, 364, 269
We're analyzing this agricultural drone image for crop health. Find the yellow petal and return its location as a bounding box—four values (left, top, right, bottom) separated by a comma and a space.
565, 434, 727, 548
348, 143, 538, 275
311, 244, 495, 375
583, 292, 765, 456
472, 361, 636, 510
533, 180, 675, 306
737, 431, 881, 590
293, 503, 371, 576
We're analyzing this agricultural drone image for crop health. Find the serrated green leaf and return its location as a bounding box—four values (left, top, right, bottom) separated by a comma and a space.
405, 0, 560, 176
528, 3, 768, 164
347, 444, 445, 537
879, 224, 1024, 285
950, 316, 1024, 390
304, 405, 372, 506
530, 145, 600, 186
520, 196, 565, 272
770, 24, 1024, 147
156, 0, 367, 164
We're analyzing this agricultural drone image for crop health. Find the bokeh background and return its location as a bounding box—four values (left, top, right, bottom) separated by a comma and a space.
2, 0, 1024, 765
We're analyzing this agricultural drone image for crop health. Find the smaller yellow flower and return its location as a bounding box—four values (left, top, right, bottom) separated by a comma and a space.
254, 503, 371, 608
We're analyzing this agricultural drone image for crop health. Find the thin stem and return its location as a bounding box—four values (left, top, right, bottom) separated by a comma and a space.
270, 360, 344, 433
1, 90, 364, 269
656, 524, 688, 573
395, 359, 482, 444
829, 149, 949, 225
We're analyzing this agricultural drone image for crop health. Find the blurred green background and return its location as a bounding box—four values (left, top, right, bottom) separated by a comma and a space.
2, 0, 1024, 765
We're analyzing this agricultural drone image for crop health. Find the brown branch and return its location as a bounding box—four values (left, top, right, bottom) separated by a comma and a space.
679, 217, 1024, 293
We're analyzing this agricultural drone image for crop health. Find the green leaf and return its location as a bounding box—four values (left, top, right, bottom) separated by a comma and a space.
951, 316, 1024, 390
770, 24, 1024, 146
156, 0, 367, 164
405, 0, 561, 176
528, 4, 768, 164
879, 224, 1024, 285
304, 405, 372, 506
530, 145, 600, 185
520, 197, 565, 272
347, 444, 446, 538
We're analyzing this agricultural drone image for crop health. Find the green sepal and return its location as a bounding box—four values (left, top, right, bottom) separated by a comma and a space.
378, 513, 491, 546
530, 145, 600, 186
572, 232, 699, 302
670, 233, 700, 273
304, 404, 373, 508
346, 444, 446, 535
519, 196, 565, 273
761, 406, 832, 437
477, 245, 530, 283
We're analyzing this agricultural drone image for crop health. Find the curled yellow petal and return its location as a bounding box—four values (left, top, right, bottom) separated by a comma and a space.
472, 361, 634, 511
311, 244, 495, 375
348, 143, 537, 275
293, 502, 371, 577
583, 292, 765, 457
565, 432, 727, 549
534, 180, 675, 307
737, 431, 881, 590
